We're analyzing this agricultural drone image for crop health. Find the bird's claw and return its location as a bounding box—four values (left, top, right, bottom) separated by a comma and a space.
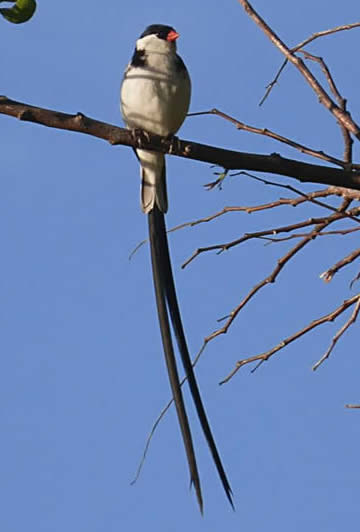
166, 134, 181, 154
131, 128, 151, 149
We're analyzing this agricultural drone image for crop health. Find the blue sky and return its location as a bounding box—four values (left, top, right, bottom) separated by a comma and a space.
2, 1, 360, 530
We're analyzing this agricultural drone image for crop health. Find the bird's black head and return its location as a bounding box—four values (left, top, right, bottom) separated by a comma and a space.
140, 24, 178, 41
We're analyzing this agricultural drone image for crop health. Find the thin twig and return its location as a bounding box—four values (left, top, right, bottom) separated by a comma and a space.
312, 295, 360, 370
294, 22, 360, 52
128, 239, 147, 260
259, 60, 287, 106
198, 199, 352, 353
259, 226, 360, 243
235, 173, 360, 221
320, 248, 360, 283
220, 295, 360, 384
167, 189, 340, 237
182, 206, 360, 269
131, 344, 206, 484
298, 50, 344, 103
189, 108, 347, 168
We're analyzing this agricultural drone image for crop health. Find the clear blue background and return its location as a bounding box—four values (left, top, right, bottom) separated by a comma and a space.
1, 1, 360, 530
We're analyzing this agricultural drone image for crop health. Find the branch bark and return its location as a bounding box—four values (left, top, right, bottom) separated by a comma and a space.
1, 96, 360, 190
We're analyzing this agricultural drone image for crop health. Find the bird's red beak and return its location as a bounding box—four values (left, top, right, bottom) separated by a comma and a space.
167, 30, 179, 42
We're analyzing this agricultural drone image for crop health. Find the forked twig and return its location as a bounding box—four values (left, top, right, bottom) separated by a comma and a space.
238, 0, 360, 138
259, 22, 360, 106
220, 294, 360, 384
312, 295, 360, 370
297, 50, 353, 163
182, 205, 360, 269
320, 248, 360, 283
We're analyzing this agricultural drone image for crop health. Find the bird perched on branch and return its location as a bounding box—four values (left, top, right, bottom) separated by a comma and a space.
120, 23, 233, 513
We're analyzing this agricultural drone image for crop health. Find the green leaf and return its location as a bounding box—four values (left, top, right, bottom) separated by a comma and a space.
0, 0, 36, 24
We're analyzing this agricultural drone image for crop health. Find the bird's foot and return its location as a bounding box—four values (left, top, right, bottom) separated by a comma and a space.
165, 134, 181, 155
131, 128, 151, 149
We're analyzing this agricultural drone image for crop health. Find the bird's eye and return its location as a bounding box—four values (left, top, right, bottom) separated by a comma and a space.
157, 29, 168, 40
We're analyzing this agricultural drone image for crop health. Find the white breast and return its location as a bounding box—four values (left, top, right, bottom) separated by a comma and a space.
121, 49, 191, 137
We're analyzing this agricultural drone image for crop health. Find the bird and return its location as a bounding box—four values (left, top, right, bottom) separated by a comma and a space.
120, 24, 233, 513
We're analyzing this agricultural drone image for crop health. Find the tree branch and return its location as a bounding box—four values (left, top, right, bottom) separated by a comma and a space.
189, 108, 347, 168
220, 294, 360, 383
1, 96, 360, 190
238, 1, 360, 140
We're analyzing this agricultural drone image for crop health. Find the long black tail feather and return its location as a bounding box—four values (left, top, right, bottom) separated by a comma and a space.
148, 207, 203, 513
148, 205, 234, 511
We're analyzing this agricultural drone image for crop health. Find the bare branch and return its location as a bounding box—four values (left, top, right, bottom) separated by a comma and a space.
259, 226, 360, 243
260, 22, 360, 107
259, 60, 287, 106
167, 188, 343, 236
193, 200, 352, 357
298, 50, 353, 163
294, 22, 360, 51
312, 295, 360, 370
220, 295, 360, 384
182, 206, 360, 268
1, 96, 360, 189
235, 173, 360, 219
259, 22, 360, 133
320, 248, 360, 283
189, 108, 346, 168
238, 1, 360, 139
298, 50, 344, 104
